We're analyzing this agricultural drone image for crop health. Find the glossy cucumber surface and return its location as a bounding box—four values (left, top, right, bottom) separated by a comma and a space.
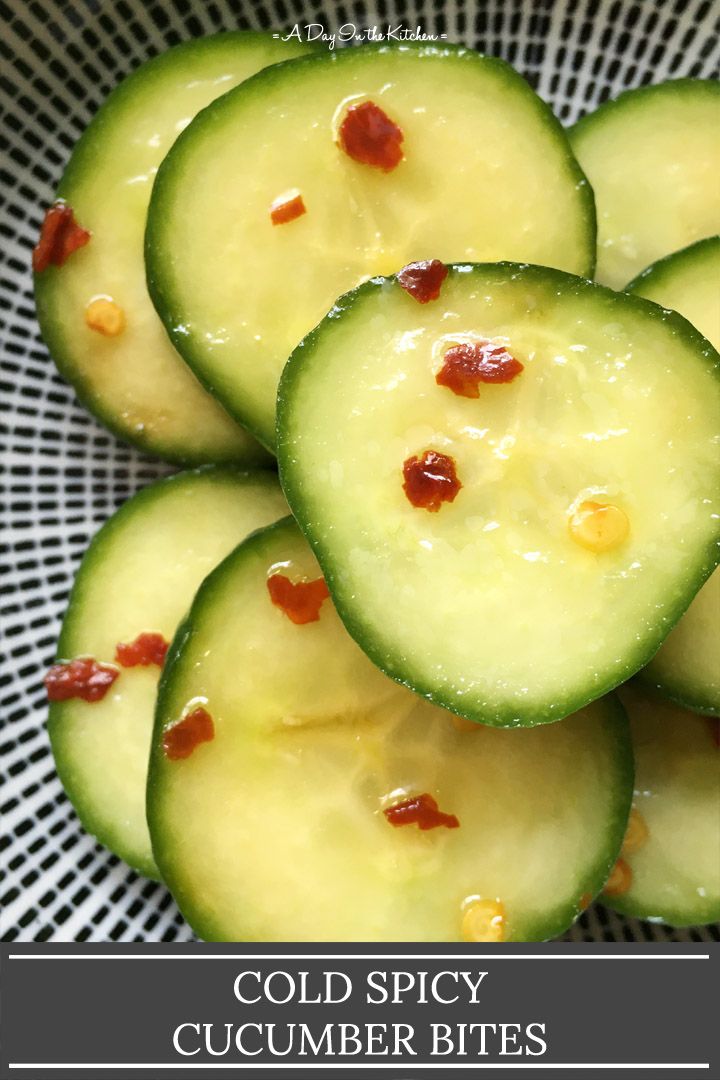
629, 237, 720, 715
603, 684, 720, 927
278, 263, 720, 727
147, 43, 595, 449
149, 518, 633, 941
35, 33, 311, 464
571, 79, 720, 289
49, 467, 287, 876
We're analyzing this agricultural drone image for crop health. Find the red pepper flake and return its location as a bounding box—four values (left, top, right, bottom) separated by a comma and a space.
436, 341, 524, 399
384, 792, 459, 831
338, 101, 404, 171
402, 450, 462, 512
267, 573, 330, 625
115, 632, 169, 668
44, 657, 118, 703
270, 192, 307, 226
163, 706, 214, 761
33, 201, 91, 273
396, 260, 448, 303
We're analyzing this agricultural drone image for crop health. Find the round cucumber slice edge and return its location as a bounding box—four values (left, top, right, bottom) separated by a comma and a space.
149, 517, 634, 942
49, 465, 287, 877
146, 42, 596, 450
277, 262, 720, 728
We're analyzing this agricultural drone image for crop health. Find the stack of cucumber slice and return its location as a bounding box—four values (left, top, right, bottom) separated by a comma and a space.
37, 34, 719, 940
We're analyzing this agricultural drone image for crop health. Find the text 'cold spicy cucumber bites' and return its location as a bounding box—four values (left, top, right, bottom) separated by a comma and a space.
278, 263, 720, 728
148, 518, 633, 942
33, 33, 313, 465
146, 43, 595, 450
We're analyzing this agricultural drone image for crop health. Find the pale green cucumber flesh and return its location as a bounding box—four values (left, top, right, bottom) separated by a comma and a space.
34, 33, 311, 465
49, 467, 287, 876
570, 79, 720, 289
278, 263, 720, 728
149, 518, 633, 942
629, 237, 720, 714
603, 684, 720, 927
146, 43, 595, 449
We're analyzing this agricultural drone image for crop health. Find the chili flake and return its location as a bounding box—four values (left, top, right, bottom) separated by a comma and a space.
384, 792, 459, 831
402, 450, 461, 512
436, 341, 524, 398
163, 706, 214, 761
270, 192, 307, 226
397, 260, 448, 303
44, 657, 118, 702
33, 202, 91, 272
115, 632, 169, 668
338, 101, 404, 171
267, 573, 330, 625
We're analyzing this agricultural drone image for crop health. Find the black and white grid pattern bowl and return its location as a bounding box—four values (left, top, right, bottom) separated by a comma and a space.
1, 0, 719, 943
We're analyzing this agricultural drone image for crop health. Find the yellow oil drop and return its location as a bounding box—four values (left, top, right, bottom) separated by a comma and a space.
569, 500, 629, 552
85, 296, 125, 337
461, 898, 506, 942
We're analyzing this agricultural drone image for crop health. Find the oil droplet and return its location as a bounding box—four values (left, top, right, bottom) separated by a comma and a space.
85, 296, 125, 337
569, 500, 629, 552
461, 898, 506, 942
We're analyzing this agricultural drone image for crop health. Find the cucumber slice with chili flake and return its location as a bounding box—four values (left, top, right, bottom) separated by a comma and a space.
148, 517, 632, 942
602, 684, 720, 927
146, 42, 595, 450
570, 79, 720, 290
34, 33, 313, 466
277, 263, 720, 729
48, 467, 287, 877
628, 237, 720, 716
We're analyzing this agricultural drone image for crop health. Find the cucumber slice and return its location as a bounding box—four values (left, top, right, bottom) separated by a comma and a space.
628, 238, 720, 715
146, 43, 595, 449
149, 518, 633, 942
570, 80, 720, 289
278, 263, 720, 728
34, 33, 312, 465
49, 467, 287, 877
603, 683, 720, 927
628, 237, 720, 345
